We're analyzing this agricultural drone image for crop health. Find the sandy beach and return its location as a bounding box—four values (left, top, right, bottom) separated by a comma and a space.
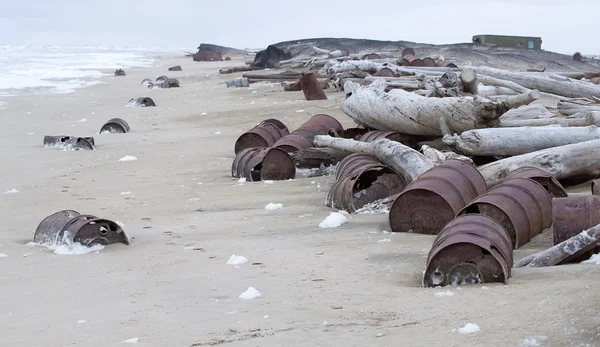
0, 52, 599, 347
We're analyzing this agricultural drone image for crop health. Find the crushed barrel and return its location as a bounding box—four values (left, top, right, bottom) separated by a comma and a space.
423, 214, 513, 287
126, 97, 156, 107
504, 166, 567, 198
459, 178, 552, 249
231, 147, 295, 181
326, 154, 405, 212
552, 196, 600, 263
591, 179, 600, 195
234, 119, 289, 154
168, 65, 182, 71
299, 72, 327, 101
33, 210, 130, 247
43, 135, 95, 150
274, 114, 343, 153
358, 130, 419, 149
389, 159, 487, 235
100, 118, 130, 134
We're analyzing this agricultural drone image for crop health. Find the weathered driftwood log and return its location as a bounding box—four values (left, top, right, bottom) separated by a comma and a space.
476, 85, 520, 97
420, 145, 474, 164
557, 99, 600, 116
444, 125, 600, 156
327, 61, 379, 75
460, 68, 478, 94
291, 147, 352, 168
478, 139, 600, 187
476, 74, 531, 93
341, 80, 539, 136
467, 66, 600, 99
499, 104, 553, 120
500, 113, 593, 127
313, 135, 435, 183
515, 223, 600, 268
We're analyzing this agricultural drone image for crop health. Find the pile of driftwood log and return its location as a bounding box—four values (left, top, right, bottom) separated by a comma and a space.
231, 61, 600, 287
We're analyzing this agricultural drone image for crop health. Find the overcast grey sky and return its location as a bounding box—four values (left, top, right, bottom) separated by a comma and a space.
1, 0, 598, 54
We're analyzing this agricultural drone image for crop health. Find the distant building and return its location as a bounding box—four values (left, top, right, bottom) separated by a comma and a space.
472, 35, 542, 50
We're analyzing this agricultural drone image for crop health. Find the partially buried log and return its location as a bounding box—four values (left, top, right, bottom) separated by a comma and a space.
444, 125, 600, 157
313, 135, 435, 184
291, 148, 352, 168
515, 222, 600, 268
341, 79, 540, 136
478, 139, 600, 187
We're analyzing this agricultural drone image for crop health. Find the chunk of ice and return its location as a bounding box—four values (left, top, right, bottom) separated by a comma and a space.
226, 255, 248, 265
239, 287, 262, 300
319, 212, 347, 228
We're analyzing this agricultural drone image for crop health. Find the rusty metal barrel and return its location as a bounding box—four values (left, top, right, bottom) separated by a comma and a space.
231, 147, 296, 181
274, 114, 343, 153
299, 72, 327, 101
422, 57, 436, 67
100, 118, 130, 134
327, 154, 406, 212
402, 54, 425, 67
504, 166, 567, 198
402, 48, 415, 58
591, 179, 600, 195
127, 97, 156, 107
552, 196, 600, 263
33, 210, 130, 247
234, 119, 289, 154
374, 67, 395, 77
459, 178, 552, 249
361, 53, 381, 60
389, 159, 487, 235
423, 214, 513, 287
435, 60, 458, 68
358, 130, 419, 149
168, 65, 182, 71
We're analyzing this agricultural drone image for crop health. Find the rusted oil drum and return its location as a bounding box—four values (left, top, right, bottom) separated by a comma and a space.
33, 210, 130, 247
422, 57, 436, 67
168, 65, 182, 71
274, 114, 343, 153
402, 48, 415, 58
374, 67, 395, 77
273, 134, 314, 152
231, 147, 296, 181
389, 159, 487, 235
423, 214, 513, 287
361, 53, 381, 60
299, 72, 327, 101
44, 135, 95, 147
300, 114, 343, 133
234, 120, 289, 154
402, 54, 425, 67
591, 179, 600, 195
156, 75, 169, 82
328, 127, 369, 140
358, 130, 419, 149
459, 178, 552, 249
552, 196, 600, 263
100, 118, 130, 134
327, 154, 406, 212
504, 166, 567, 198
127, 97, 156, 107
435, 60, 458, 68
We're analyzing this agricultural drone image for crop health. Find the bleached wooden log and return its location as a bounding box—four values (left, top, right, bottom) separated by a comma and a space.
460, 68, 478, 94
476, 74, 530, 93
500, 113, 593, 127
515, 223, 600, 268
313, 135, 435, 183
477, 85, 519, 97
327, 61, 379, 74
499, 104, 553, 120
341, 80, 538, 136
313, 46, 330, 55
478, 139, 600, 187
421, 145, 474, 164
557, 99, 600, 116
466, 66, 600, 99
444, 125, 600, 156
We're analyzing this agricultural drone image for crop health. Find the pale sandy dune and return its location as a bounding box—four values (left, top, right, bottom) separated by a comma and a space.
0, 53, 599, 347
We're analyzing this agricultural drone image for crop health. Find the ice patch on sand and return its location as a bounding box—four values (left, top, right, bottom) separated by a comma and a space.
4, 188, 19, 194
435, 290, 455, 297
77, 320, 87, 324
457, 323, 480, 334
239, 287, 261, 299
118, 155, 137, 162
521, 336, 547, 346
121, 191, 131, 195
581, 252, 600, 265
0, 253, 7, 258
265, 203, 283, 210
377, 239, 391, 243
123, 337, 139, 344
319, 212, 347, 228
227, 255, 248, 265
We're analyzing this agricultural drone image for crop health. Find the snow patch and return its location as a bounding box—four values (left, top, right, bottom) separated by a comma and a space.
581, 252, 600, 265
226, 255, 248, 265
377, 239, 391, 243
123, 337, 139, 344
237, 178, 246, 184
265, 202, 283, 210
296, 109, 304, 113
263, 180, 274, 184
239, 287, 262, 300
215, 131, 222, 135
201, 112, 207, 115
4, 189, 19, 194
319, 212, 347, 228
120, 191, 131, 195
0, 253, 7, 258
77, 320, 87, 324
521, 336, 547, 346
457, 323, 480, 334
435, 290, 455, 297
77, 118, 87, 122
118, 155, 137, 162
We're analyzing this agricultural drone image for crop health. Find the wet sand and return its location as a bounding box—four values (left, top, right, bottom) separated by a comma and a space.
0, 53, 599, 347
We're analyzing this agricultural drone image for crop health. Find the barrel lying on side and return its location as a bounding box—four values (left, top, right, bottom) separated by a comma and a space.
274, 114, 343, 153
126, 97, 156, 107
234, 119, 289, 154
43, 135, 95, 150
100, 118, 130, 134
33, 210, 130, 247
423, 214, 513, 287
389, 159, 487, 235
326, 154, 406, 213
458, 178, 552, 249
552, 196, 600, 264
504, 166, 567, 198
358, 130, 419, 149
231, 147, 295, 182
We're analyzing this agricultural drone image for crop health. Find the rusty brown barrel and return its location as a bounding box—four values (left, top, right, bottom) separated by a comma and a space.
504, 166, 567, 198
327, 154, 406, 213
374, 67, 395, 77
168, 65, 182, 71
100, 118, 130, 134
435, 60, 458, 68
33, 210, 130, 247
402, 48, 415, 58
402, 54, 425, 67
234, 119, 289, 154
423, 214, 513, 287
422, 57, 436, 67
358, 130, 419, 149
591, 179, 600, 195
389, 159, 487, 235
231, 147, 295, 181
458, 178, 552, 249
299, 72, 327, 101
274, 114, 343, 153
552, 196, 600, 263
328, 127, 369, 140
361, 53, 381, 60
